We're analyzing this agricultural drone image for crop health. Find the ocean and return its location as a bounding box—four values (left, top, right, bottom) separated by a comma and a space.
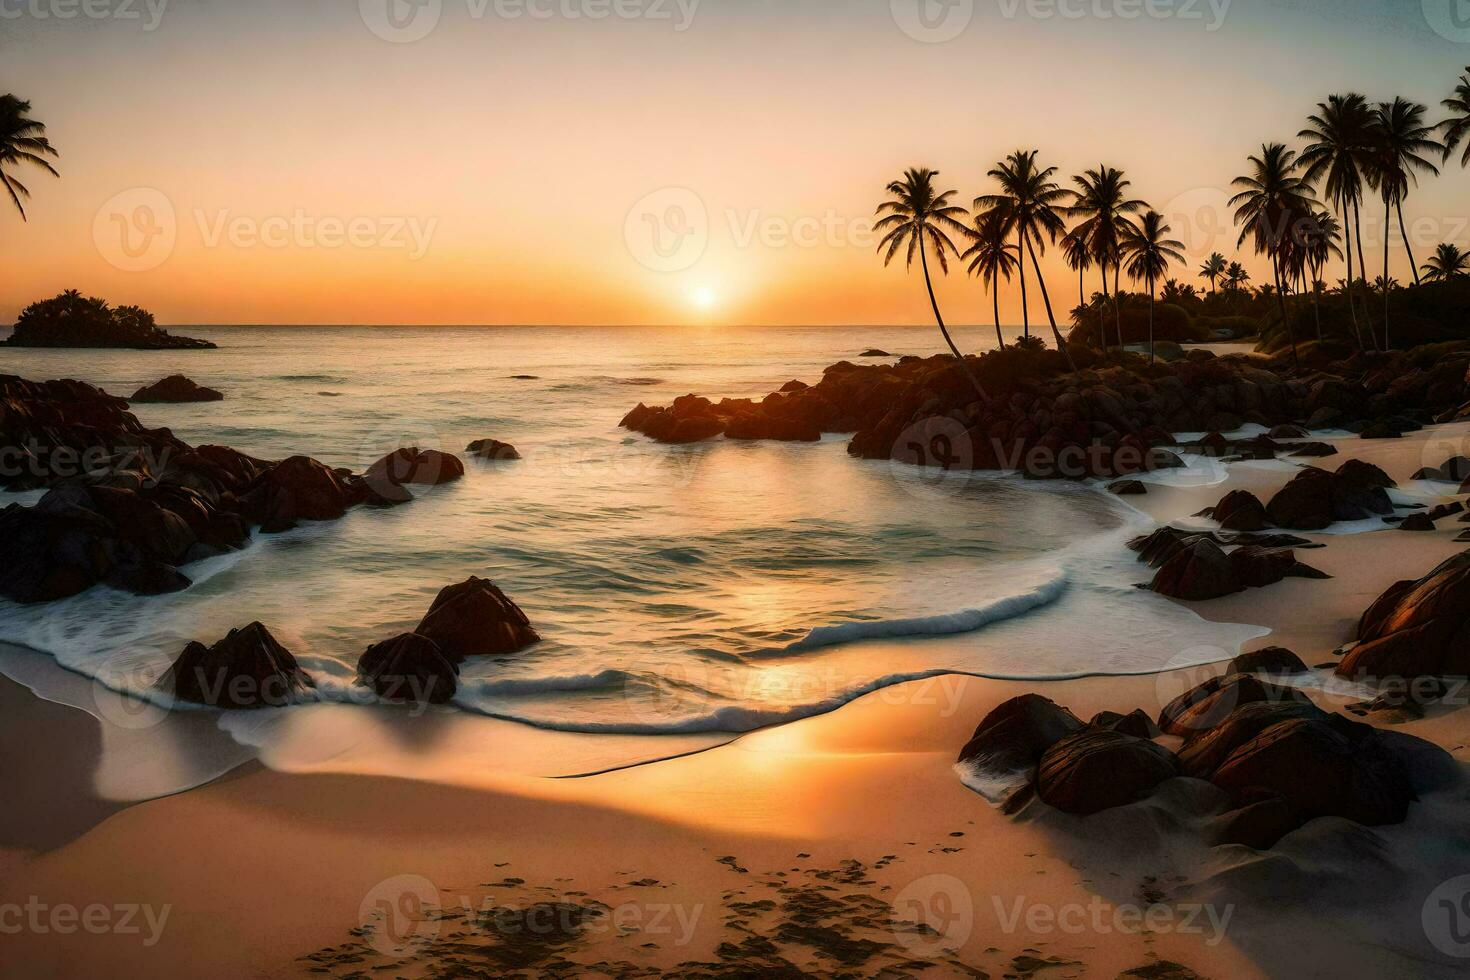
0, 325, 1264, 786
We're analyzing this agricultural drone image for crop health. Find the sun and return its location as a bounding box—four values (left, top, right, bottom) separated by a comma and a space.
690, 285, 718, 312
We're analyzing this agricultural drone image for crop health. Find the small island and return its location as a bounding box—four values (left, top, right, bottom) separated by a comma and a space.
3, 289, 215, 350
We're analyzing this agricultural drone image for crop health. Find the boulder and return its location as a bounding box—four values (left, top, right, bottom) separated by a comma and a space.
1210, 716, 1415, 826
859, 348, 891, 357
1228, 647, 1308, 676
357, 632, 458, 704
1036, 729, 1180, 815
129, 374, 224, 404
1108, 480, 1147, 496
1398, 513, 1435, 531
367, 448, 466, 491
1176, 699, 1329, 778
414, 576, 540, 661
1090, 708, 1161, 739
1150, 538, 1242, 600
1267, 424, 1308, 439
956, 694, 1084, 778
168, 622, 313, 709
778, 380, 808, 392
1159, 672, 1285, 736
465, 438, 521, 461
1335, 458, 1395, 490
1228, 545, 1326, 588
1209, 490, 1270, 531
1265, 466, 1393, 530
1338, 550, 1470, 680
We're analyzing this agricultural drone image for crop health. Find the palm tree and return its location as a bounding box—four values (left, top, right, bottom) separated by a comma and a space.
1161, 279, 1196, 305
962, 209, 1020, 352
1230, 142, 1316, 367
1065, 165, 1145, 352
0, 95, 59, 221
1119, 212, 1186, 364
1060, 228, 1093, 311
1421, 242, 1470, 281
1297, 210, 1343, 342
1223, 261, 1250, 292
1300, 94, 1377, 349
976, 150, 1076, 369
1371, 98, 1440, 289
875, 167, 990, 405
1198, 252, 1227, 295
1440, 67, 1470, 167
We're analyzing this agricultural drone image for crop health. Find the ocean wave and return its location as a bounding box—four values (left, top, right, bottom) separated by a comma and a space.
782, 572, 1070, 652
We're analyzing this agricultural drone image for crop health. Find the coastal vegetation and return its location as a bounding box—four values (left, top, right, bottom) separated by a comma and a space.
5, 289, 216, 350
878, 67, 1470, 369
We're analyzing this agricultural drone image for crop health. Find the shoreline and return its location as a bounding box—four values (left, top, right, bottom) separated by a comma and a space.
4, 401, 1470, 977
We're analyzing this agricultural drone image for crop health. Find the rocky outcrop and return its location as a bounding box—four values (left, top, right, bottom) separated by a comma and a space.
1228, 647, 1308, 676
0, 374, 429, 602
1264, 462, 1395, 529
129, 375, 224, 403
365, 448, 465, 503
1037, 728, 1180, 815
1337, 550, 1470, 681
414, 576, 540, 661
168, 622, 313, 709
1204, 490, 1270, 531
357, 632, 458, 704
1147, 536, 1326, 600
956, 694, 1084, 795
466, 438, 521, 461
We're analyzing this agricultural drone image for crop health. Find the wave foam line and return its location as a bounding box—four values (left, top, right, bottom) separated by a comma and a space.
784, 572, 1070, 652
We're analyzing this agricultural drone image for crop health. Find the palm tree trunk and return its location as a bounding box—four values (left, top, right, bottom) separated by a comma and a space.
1272, 251, 1299, 369
1353, 199, 1378, 350
1098, 264, 1111, 354
1078, 266, 1084, 309
1015, 227, 1030, 340
1147, 279, 1155, 366
1396, 198, 1420, 285
1023, 232, 1076, 371
1339, 198, 1362, 351
992, 286, 1003, 351
1311, 267, 1323, 342
919, 232, 990, 406
1383, 195, 1392, 349
1113, 262, 1123, 352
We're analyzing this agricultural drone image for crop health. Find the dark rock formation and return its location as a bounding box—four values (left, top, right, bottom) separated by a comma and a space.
1228, 647, 1308, 676
1412, 455, 1470, 482
859, 348, 891, 357
1036, 729, 1180, 815
129, 375, 224, 403
955, 694, 1084, 784
1264, 463, 1394, 530
1398, 512, 1436, 531
1150, 538, 1242, 600
1108, 479, 1146, 495
1338, 550, 1470, 680
1090, 708, 1161, 739
168, 622, 313, 708
1206, 489, 1270, 531
414, 576, 540, 661
465, 438, 521, 461
4, 291, 215, 349
357, 632, 458, 704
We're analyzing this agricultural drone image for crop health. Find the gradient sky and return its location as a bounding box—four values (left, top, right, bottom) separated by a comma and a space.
3, 0, 1469, 326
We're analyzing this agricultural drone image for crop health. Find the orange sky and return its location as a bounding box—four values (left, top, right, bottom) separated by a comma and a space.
2, 0, 1468, 326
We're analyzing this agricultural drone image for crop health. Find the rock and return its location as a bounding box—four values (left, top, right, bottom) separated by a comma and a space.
779, 380, 808, 392
956, 694, 1084, 781
1150, 538, 1242, 600
1228, 647, 1308, 676
1338, 550, 1470, 680
465, 438, 521, 461
129, 374, 224, 403
1335, 458, 1395, 490
247, 455, 355, 525
1210, 794, 1299, 849
1209, 489, 1270, 531
1427, 501, 1464, 520
1090, 708, 1161, 739
367, 448, 465, 488
357, 632, 458, 704
859, 348, 891, 357
1398, 513, 1435, 531
1159, 673, 1275, 736
1267, 424, 1308, 439
1177, 699, 1329, 778
168, 622, 313, 709
1265, 465, 1393, 530
1036, 729, 1180, 815
1417, 455, 1470, 482
1359, 421, 1403, 439
1229, 545, 1318, 588
1287, 442, 1338, 458
414, 576, 540, 661
724, 413, 821, 442
1108, 479, 1146, 496
1211, 716, 1415, 826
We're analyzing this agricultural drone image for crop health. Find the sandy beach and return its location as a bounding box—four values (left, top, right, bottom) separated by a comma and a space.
4, 417, 1469, 979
